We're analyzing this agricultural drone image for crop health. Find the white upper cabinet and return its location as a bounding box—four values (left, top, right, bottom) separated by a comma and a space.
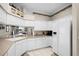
7, 14, 18, 25
48, 21, 55, 30
24, 20, 34, 27
17, 18, 24, 26
35, 37, 47, 48
7, 14, 35, 27
0, 7, 6, 24
7, 14, 24, 26
34, 21, 55, 30
0, 7, 2, 19
34, 21, 49, 30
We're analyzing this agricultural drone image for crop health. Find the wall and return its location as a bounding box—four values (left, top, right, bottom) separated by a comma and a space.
34, 14, 50, 21
24, 14, 50, 21
51, 7, 72, 21
72, 3, 79, 56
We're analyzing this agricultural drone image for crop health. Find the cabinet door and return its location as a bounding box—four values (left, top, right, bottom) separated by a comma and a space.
58, 19, 71, 56
22, 20, 26, 26
52, 35, 58, 54
35, 38, 44, 48
7, 14, 17, 25
0, 7, 2, 19
46, 37, 53, 46
34, 21, 48, 30
15, 39, 36, 56
0, 7, 6, 24
48, 21, 54, 30
42, 38, 50, 47
51, 22, 59, 54
35, 37, 50, 49
15, 40, 26, 56
25, 21, 34, 27
7, 14, 23, 26
7, 44, 16, 56
2, 9, 6, 24
21, 39, 35, 51
26, 39, 36, 50
17, 18, 24, 26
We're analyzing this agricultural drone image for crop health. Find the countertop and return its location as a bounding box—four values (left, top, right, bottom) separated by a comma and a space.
6, 35, 52, 42
0, 36, 52, 56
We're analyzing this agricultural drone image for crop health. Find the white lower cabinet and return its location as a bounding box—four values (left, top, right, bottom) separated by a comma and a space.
7, 44, 16, 56
35, 37, 51, 49
15, 41, 24, 56
26, 39, 36, 50
51, 35, 58, 54
52, 23, 59, 54
46, 37, 53, 46
26, 38, 50, 51
6, 37, 51, 56
35, 38, 45, 48
15, 38, 50, 56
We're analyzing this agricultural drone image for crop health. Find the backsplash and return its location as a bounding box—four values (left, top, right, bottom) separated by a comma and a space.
0, 24, 11, 39
10, 26, 34, 37
0, 23, 52, 39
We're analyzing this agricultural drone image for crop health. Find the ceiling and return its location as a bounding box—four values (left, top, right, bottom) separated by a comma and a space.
13, 3, 71, 16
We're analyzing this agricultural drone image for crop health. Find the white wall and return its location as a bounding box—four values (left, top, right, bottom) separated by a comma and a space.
34, 14, 50, 21
72, 3, 79, 56
51, 7, 72, 21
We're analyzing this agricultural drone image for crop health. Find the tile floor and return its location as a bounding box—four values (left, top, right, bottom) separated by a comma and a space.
22, 47, 56, 56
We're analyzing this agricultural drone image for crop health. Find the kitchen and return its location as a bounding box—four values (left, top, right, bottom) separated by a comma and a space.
0, 3, 72, 56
